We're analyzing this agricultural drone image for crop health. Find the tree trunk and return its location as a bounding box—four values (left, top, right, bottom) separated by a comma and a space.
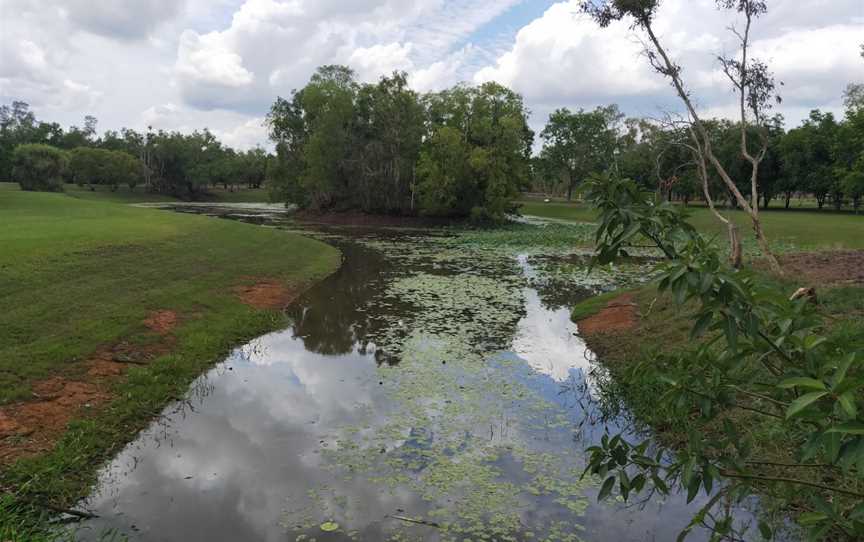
643, 19, 782, 276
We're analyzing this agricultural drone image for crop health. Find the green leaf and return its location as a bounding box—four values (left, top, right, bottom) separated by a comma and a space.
777, 377, 826, 391
832, 353, 857, 389
838, 392, 859, 418
826, 422, 864, 435
851, 502, 864, 521
797, 512, 828, 526
598, 476, 616, 501
686, 475, 701, 503
785, 391, 827, 419
691, 313, 713, 340
758, 520, 773, 540
723, 315, 738, 352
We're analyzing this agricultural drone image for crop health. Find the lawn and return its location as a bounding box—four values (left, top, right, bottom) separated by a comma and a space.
0, 181, 273, 205
519, 199, 864, 251
0, 188, 339, 531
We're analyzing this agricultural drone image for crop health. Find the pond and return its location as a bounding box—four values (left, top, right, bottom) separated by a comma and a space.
75, 207, 760, 541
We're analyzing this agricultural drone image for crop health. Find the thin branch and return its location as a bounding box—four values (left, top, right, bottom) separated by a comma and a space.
719, 471, 864, 499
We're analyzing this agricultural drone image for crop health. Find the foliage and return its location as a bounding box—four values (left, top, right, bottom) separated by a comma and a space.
68, 147, 144, 191
11, 143, 67, 192
580, 174, 864, 540
1, 101, 273, 199
539, 105, 622, 200
266, 67, 532, 219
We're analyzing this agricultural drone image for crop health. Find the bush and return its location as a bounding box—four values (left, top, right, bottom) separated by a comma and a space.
68, 147, 144, 191
11, 144, 67, 192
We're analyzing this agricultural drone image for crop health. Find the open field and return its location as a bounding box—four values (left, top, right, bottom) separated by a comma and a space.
0, 189, 339, 527
519, 199, 864, 251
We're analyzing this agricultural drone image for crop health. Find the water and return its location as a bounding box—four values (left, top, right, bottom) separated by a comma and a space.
74, 208, 758, 541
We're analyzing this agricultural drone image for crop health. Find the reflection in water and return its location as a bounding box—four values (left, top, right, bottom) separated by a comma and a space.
74, 211, 758, 541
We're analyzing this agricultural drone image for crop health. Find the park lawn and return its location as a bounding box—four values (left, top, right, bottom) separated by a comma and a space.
0, 189, 339, 527
0, 189, 338, 402
0, 182, 273, 205
519, 199, 864, 251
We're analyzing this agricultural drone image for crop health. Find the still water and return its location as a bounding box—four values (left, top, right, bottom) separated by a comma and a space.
76, 209, 758, 541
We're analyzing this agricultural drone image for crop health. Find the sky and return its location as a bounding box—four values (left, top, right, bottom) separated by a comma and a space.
1, 0, 862, 150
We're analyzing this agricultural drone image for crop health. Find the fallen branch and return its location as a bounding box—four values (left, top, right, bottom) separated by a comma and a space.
387, 514, 441, 528
2, 493, 98, 520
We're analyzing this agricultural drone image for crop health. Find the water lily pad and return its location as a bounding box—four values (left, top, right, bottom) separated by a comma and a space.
320, 521, 339, 532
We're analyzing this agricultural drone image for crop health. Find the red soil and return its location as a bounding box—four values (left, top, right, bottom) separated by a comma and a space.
577, 294, 638, 336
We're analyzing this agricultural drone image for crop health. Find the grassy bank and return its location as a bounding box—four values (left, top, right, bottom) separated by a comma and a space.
571, 277, 864, 533
0, 182, 273, 204
0, 188, 339, 537
519, 199, 864, 251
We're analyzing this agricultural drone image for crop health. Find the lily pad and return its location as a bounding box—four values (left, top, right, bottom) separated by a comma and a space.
320, 521, 340, 532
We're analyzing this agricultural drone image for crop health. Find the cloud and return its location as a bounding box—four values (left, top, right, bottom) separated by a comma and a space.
473, 0, 864, 127
1, 0, 860, 151
56, 0, 187, 40
171, 0, 527, 112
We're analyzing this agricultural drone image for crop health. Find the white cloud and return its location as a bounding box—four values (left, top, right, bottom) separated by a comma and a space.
176, 30, 255, 88
1, 0, 861, 150
56, 0, 187, 40
473, 0, 864, 128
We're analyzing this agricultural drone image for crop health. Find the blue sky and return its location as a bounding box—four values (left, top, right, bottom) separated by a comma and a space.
1, 0, 862, 148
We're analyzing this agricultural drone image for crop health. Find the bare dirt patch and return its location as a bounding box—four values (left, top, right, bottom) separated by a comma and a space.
777, 250, 864, 286
0, 377, 109, 464
577, 294, 638, 336
144, 310, 179, 334
0, 314, 179, 465
234, 279, 299, 310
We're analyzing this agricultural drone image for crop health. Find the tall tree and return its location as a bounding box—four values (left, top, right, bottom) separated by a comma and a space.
540, 106, 621, 200
580, 0, 783, 272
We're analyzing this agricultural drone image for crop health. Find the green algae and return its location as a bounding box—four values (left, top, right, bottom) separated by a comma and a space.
276, 223, 654, 540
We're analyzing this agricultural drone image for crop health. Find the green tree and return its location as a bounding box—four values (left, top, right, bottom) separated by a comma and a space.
11, 144, 67, 192
540, 106, 621, 200
0, 101, 38, 181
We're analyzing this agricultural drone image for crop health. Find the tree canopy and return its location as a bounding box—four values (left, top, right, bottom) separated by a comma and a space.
266, 66, 533, 220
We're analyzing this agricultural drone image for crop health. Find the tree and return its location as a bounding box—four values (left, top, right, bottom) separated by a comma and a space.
266, 67, 532, 219
540, 106, 621, 200
0, 101, 38, 181
841, 165, 864, 213
583, 174, 864, 540
68, 147, 110, 188
107, 151, 144, 191
11, 144, 67, 192
580, 0, 783, 273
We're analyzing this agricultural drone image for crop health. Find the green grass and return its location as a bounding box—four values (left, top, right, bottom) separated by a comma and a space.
519, 199, 864, 251
0, 188, 339, 534
0, 182, 273, 204
578, 281, 864, 534
570, 289, 637, 321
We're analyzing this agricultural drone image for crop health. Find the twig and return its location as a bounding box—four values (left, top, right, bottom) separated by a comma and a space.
2, 493, 98, 520
387, 514, 441, 528
719, 471, 864, 499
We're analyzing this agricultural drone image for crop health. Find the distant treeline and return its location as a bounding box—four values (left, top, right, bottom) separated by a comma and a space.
5, 67, 862, 214
0, 102, 270, 198
266, 65, 533, 220
535, 92, 864, 212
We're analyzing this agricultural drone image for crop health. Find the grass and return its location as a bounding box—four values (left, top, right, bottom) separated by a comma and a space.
573, 278, 864, 535
0, 188, 339, 535
0, 182, 273, 205
569, 289, 636, 321
519, 199, 864, 251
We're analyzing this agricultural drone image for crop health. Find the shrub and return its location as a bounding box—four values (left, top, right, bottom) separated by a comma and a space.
11, 144, 67, 192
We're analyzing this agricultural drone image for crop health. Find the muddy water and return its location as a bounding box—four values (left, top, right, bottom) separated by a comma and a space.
75, 209, 756, 541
